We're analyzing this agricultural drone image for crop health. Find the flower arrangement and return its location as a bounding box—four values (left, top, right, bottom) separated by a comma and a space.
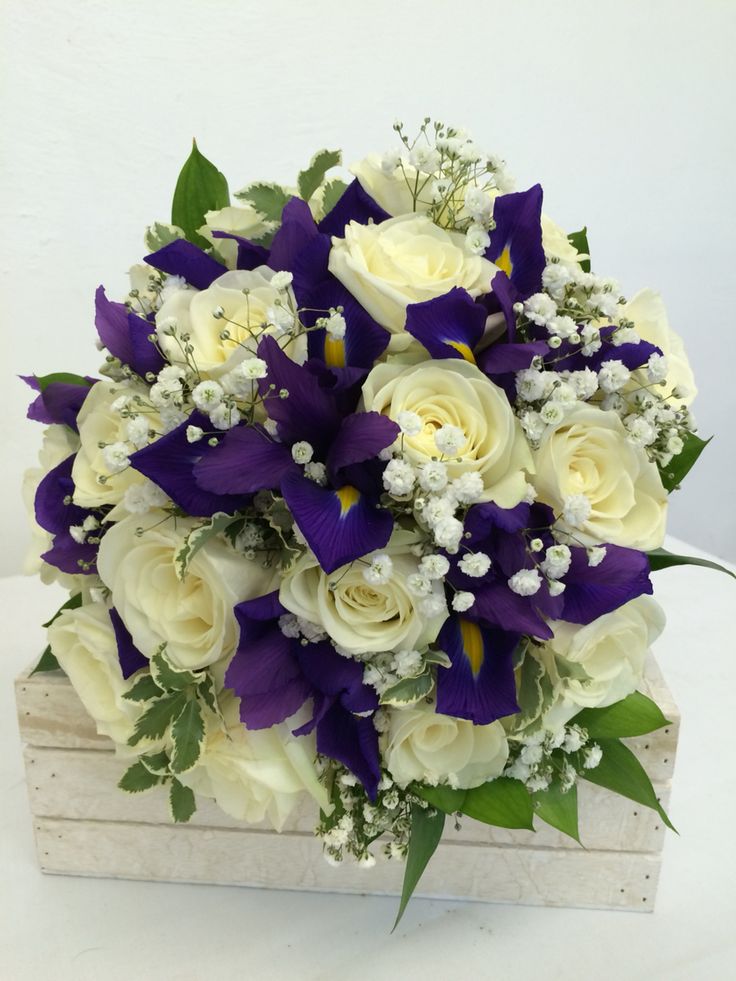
22, 119, 732, 923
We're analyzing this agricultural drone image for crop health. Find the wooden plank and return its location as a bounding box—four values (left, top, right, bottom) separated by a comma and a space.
15, 655, 681, 782
23, 744, 670, 853
15, 671, 107, 750
33, 816, 661, 911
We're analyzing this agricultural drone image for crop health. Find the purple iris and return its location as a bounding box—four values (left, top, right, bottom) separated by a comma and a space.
404, 287, 548, 395
271, 197, 391, 379
226, 591, 381, 798
109, 608, 148, 679
129, 410, 253, 518
433, 500, 653, 725
435, 615, 521, 725
22, 375, 95, 432
95, 288, 165, 379
192, 336, 399, 573
485, 185, 546, 302
449, 501, 653, 634
33, 455, 99, 575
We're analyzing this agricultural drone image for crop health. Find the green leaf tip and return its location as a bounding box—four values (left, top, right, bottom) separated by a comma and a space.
171, 141, 230, 249
393, 804, 445, 931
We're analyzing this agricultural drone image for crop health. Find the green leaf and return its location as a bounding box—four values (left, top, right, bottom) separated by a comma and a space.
235, 182, 292, 222
118, 760, 162, 793
30, 646, 60, 675
423, 648, 451, 670
567, 227, 591, 272
171, 140, 229, 249
144, 221, 185, 252
571, 690, 671, 739
170, 698, 205, 774
515, 647, 545, 726
139, 751, 170, 775
297, 149, 342, 202
197, 672, 217, 712
169, 777, 197, 823
128, 691, 187, 746
33, 593, 88, 675
414, 783, 467, 814
582, 738, 676, 831
150, 650, 198, 691
393, 803, 445, 931
321, 178, 348, 216
647, 546, 735, 581
123, 673, 162, 703
659, 431, 710, 492
461, 777, 535, 830
379, 670, 434, 707
174, 511, 240, 581
533, 781, 580, 844
42, 592, 84, 629
34, 372, 92, 393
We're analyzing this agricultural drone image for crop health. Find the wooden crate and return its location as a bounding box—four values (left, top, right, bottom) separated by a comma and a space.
15, 656, 679, 911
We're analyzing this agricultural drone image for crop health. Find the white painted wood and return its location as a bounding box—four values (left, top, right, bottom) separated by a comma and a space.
15, 670, 108, 750
15, 654, 678, 910
23, 744, 671, 853
16, 655, 681, 780
32, 816, 661, 912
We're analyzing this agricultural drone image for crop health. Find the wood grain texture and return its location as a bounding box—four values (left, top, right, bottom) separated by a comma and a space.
16, 655, 681, 780
16, 655, 678, 909
32, 816, 661, 911
23, 744, 671, 853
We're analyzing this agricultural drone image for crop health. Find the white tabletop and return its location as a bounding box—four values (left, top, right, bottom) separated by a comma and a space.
1, 536, 735, 981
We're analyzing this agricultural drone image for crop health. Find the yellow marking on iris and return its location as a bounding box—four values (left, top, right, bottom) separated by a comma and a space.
324, 336, 346, 368
336, 485, 360, 515
446, 340, 476, 363
495, 245, 513, 278
459, 618, 485, 678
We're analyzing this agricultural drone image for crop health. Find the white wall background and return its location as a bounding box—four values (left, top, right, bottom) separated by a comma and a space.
2, 0, 734, 576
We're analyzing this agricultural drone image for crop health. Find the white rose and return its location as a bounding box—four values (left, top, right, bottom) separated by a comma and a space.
539, 596, 666, 730
532, 403, 667, 549
47, 602, 139, 745
155, 267, 306, 379
180, 692, 329, 831
97, 511, 278, 670
622, 288, 697, 406
362, 359, 533, 508
328, 214, 497, 348
198, 206, 274, 269
384, 700, 509, 790
22, 424, 82, 586
279, 534, 447, 656
350, 154, 423, 217
71, 381, 148, 509
541, 214, 587, 267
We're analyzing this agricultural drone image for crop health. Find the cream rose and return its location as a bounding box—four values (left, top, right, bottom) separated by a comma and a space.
623, 288, 697, 406
532, 403, 667, 549
48, 602, 140, 744
97, 511, 278, 671
180, 693, 329, 831
279, 535, 447, 656
71, 381, 147, 509
23, 424, 81, 586
538, 596, 666, 731
155, 267, 306, 378
328, 214, 498, 344
362, 359, 533, 508
198, 206, 274, 270
384, 700, 509, 789
541, 214, 587, 267
350, 154, 424, 218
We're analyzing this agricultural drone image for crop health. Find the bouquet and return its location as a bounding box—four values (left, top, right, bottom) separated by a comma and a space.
22, 118, 731, 922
